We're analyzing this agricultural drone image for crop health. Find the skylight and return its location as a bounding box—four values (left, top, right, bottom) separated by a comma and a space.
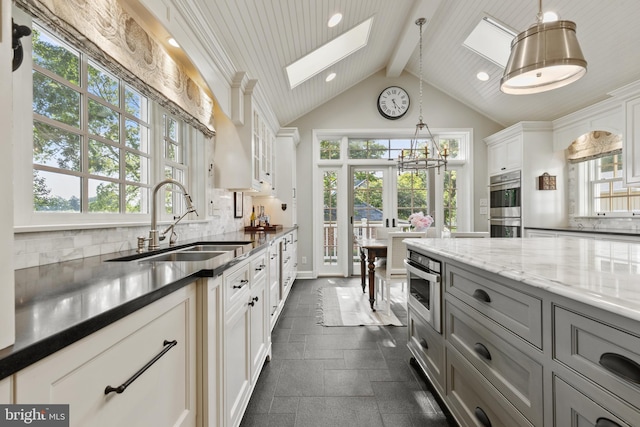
286, 17, 373, 89
463, 16, 517, 68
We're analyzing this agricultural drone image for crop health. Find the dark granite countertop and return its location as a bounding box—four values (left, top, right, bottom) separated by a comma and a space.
524, 226, 640, 238
0, 228, 296, 380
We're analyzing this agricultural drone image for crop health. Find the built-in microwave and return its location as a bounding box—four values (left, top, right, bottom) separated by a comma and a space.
405, 250, 442, 333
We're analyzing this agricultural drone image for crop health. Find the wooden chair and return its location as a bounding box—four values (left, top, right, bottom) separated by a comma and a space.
374, 231, 426, 313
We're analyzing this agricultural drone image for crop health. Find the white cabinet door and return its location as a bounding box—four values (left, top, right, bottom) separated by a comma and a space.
624, 96, 640, 186
223, 296, 251, 427
199, 276, 222, 427
249, 274, 269, 384
15, 285, 197, 427
488, 136, 522, 176
0, 376, 11, 404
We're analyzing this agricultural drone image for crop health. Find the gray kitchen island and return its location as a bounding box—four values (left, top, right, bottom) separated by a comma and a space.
404, 237, 640, 427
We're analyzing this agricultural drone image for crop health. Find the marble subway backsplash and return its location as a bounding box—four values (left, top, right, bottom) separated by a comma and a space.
14, 190, 250, 270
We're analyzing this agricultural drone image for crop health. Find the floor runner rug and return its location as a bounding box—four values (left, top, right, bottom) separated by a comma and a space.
317, 286, 404, 326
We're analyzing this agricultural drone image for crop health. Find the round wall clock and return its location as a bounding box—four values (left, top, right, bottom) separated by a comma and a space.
377, 86, 410, 120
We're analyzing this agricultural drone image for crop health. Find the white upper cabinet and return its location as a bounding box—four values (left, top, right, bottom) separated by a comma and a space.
624, 95, 640, 186
487, 135, 522, 176
215, 73, 277, 192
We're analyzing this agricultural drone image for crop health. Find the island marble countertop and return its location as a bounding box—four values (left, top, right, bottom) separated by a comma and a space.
405, 237, 640, 322
0, 228, 295, 380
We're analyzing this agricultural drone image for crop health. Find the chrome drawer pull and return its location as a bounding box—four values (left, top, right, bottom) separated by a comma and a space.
474, 342, 492, 361
474, 406, 492, 427
472, 289, 491, 303
419, 338, 429, 350
599, 352, 640, 384
596, 418, 622, 427
104, 339, 177, 395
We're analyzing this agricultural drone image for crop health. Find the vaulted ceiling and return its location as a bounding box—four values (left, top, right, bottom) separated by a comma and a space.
140, 0, 640, 129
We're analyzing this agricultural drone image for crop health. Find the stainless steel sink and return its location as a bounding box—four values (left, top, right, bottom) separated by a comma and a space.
183, 242, 253, 257
139, 250, 229, 262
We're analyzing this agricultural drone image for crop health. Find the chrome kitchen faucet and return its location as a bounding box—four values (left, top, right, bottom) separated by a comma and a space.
138, 178, 198, 252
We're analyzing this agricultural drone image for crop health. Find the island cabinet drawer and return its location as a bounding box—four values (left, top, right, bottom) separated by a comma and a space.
224, 259, 251, 309
446, 346, 533, 427
554, 375, 637, 427
554, 306, 640, 410
14, 285, 196, 427
445, 264, 542, 348
407, 305, 444, 392
445, 298, 543, 426
250, 250, 267, 282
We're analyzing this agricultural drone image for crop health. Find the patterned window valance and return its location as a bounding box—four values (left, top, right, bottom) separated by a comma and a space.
16, 0, 215, 138
566, 131, 622, 163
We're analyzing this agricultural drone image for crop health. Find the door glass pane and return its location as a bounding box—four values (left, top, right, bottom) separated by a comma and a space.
444, 170, 458, 231
323, 171, 339, 266
397, 170, 428, 222
353, 169, 384, 239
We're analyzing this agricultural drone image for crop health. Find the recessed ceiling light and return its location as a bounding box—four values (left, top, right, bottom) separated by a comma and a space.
167, 38, 179, 48
542, 11, 559, 22
328, 13, 343, 28
477, 71, 490, 81
326, 72, 336, 82
286, 17, 373, 89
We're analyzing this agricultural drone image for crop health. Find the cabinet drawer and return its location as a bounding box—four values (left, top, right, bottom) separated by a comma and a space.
446, 264, 542, 348
251, 250, 267, 282
553, 376, 636, 427
554, 306, 640, 410
224, 260, 251, 309
446, 298, 543, 426
15, 286, 195, 427
447, 346, 533, 427
407, 305, 444, 391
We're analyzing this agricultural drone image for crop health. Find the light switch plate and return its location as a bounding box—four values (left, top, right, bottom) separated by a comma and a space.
479, 198, 488, 207
479, 207, 488, 215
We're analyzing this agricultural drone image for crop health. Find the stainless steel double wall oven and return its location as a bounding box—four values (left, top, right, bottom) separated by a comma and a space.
489, 170, 522, 238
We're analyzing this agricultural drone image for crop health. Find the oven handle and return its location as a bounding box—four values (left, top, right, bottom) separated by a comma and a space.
489, 180, 520, 191
404, 260, 440, 283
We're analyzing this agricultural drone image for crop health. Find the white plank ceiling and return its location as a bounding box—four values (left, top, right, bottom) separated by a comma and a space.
174, 0, 640, 128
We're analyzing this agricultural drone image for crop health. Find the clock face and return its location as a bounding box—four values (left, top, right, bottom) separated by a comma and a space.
377, 86, 410, 120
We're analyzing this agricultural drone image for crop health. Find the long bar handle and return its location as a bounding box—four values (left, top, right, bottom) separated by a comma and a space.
104, 339, 177, 395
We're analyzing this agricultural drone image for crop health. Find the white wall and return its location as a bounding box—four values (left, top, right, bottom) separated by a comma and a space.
287, 70, 503, 275
1, 0, 16, 349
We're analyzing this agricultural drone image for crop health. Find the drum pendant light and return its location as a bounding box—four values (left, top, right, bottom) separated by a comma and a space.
500, 0, 587, 94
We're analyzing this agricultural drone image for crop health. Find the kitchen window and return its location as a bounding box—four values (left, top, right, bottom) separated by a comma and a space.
19, 24, 197, 226
582, 154, 640, 215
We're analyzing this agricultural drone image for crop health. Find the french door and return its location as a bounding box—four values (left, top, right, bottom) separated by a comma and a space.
316, 165, 397, 276
348, 165, 397, 276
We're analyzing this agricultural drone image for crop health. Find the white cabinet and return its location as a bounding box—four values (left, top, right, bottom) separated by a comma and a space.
222, 249, 271, 427
487, 135, 522, 175
14, 285, 197, 427
268, 240, 281, 331
624, 96, 640, 186
215, 76, 276, 192
0, 376, 11, 404
198, 276, 222, 427
485, 122, 566, 229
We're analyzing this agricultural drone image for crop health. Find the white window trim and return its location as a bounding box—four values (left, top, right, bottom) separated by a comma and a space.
13, 17, 205, 232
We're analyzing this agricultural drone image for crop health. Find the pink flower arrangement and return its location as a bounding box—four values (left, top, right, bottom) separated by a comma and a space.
408, 212, 434, 230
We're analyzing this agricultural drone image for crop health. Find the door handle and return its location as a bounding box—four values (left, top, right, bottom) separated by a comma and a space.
392, 218, 396, 227
385, 218, 389, 227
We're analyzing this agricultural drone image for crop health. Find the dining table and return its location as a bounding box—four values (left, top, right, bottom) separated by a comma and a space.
357, 237, 388, 311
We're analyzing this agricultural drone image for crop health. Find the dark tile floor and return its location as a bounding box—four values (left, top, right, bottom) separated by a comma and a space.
240, 277, 454, 427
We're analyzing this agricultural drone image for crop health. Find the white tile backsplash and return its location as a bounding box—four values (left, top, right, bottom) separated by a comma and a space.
14, 190, 250, 269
